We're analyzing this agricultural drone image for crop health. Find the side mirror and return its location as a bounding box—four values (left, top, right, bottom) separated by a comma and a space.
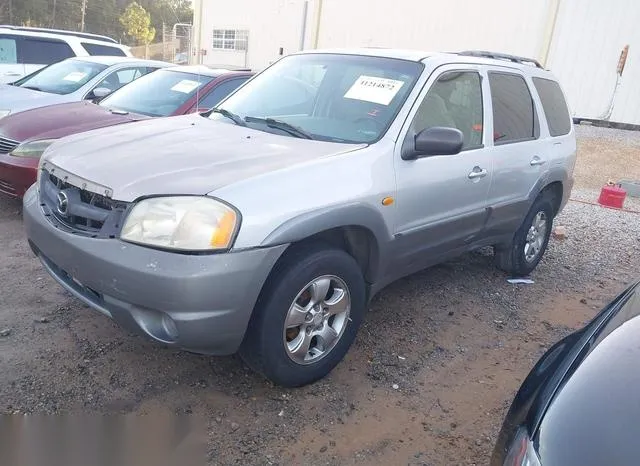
88, 87, 112, 102
405, 127, 464, 160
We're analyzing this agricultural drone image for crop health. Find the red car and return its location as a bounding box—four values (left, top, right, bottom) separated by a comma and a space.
0, 65, 252, 198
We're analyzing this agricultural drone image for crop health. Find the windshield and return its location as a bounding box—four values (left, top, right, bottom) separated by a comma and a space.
16, 59, 107, 95
100, 69, 215, 117
211, 53, 423, 143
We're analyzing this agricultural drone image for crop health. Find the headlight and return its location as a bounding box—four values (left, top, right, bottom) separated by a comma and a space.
120, 196, 239, 251
10, 139, 57, 158
0, 110, 10, 119
503, 428, 541, 466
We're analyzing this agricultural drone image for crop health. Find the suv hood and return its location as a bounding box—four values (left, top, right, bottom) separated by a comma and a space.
0, 101, 147, 142
0, 85, 68, 113
42, 114, 365, 202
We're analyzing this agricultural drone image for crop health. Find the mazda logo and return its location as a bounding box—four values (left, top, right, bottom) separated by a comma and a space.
56, 191, 69, 216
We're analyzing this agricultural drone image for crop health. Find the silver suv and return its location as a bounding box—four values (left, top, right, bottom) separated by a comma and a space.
23, 49, 576, 387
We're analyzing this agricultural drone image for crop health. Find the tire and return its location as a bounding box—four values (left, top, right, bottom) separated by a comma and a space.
240, 243, 366, 387
495, 193, 555, 277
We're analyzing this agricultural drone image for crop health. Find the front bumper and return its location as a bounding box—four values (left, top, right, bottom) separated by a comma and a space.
0, 152, 37, 198
23, 185, 287, 355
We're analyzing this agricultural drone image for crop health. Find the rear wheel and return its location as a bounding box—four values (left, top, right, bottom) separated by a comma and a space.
240, 243, 366, 387
495, 193, 554, 277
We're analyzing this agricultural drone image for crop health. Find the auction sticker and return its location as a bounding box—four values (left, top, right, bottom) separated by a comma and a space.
344, 75, 405, 105
63, 72, 88, 82
171, 79, 201, 94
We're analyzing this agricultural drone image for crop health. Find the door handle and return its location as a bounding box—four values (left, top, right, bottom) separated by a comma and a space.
468, 167, 488, 179
530, 156, 546, 166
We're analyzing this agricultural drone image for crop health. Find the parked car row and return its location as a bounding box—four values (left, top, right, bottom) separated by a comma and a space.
0, 60, 253, 197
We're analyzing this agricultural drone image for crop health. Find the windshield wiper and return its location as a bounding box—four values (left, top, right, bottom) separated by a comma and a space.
245, 116, 313, 140
22, 85, 42, 92
209, 108, 246, 126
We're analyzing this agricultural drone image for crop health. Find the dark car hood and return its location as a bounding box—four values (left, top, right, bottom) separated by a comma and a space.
42, 114, 364, 202
535, 282, 640, 465
0, 101, 148, 142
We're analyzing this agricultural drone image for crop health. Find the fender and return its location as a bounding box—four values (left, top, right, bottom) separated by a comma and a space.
260, 202, 395, 284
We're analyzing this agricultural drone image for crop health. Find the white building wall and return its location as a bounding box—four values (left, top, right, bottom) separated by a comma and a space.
195, 0, 640, 124
315, 0, 552, 58
193, 0, 313, 69
546, 0, 640, 124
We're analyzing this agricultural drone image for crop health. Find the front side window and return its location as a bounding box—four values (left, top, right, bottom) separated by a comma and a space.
16, 59, 107, 95
19, 38, 74, 65
99, 69, 215, 117
532, 77, 571, 137
409, 71, 483, 150
213, 53, 423, 143
197, 77, 249, 109
0, 35, 18, 64
489, 72, 539, 144
93, 66, 153, 94
81, 42, 127, 57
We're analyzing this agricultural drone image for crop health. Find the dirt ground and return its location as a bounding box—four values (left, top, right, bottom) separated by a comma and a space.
1, 126, 639, 465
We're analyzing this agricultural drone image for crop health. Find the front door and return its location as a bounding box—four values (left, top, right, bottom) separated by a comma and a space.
392, 65, 492, 276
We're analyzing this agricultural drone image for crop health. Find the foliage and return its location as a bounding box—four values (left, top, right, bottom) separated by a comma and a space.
120, 1, 155, 45
0, 0, 192, 45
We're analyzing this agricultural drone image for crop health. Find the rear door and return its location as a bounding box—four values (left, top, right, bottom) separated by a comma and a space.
0, 34, 25, 83
483, 69, 546, 237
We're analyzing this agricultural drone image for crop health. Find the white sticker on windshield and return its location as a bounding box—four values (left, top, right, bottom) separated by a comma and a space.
171, 79, 201, 94
344, 75, 405, 105
63, 72, 88, 82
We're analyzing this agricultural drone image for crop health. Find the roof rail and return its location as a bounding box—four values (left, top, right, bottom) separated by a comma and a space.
0, 25, 118, 44
458, 50, 543, 69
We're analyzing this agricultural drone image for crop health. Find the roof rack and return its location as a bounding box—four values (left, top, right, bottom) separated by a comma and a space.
458, 50, 543, 69
0, 25, 118, 44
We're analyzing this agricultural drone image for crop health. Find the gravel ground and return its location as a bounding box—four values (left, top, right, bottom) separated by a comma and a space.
1, 126, 639, 465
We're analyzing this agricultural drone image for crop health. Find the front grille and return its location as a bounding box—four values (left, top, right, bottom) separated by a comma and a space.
0, 136, 20, 154
39, 169, 129, 238
0, 179, 16, 196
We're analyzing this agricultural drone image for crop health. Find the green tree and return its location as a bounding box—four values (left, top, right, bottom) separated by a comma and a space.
119, 1, 155, 50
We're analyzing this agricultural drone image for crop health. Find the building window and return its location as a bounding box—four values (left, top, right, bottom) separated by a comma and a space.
212, 29, 248, 51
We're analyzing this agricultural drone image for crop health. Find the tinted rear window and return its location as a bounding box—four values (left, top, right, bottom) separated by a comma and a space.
81, 42, 127, 57
20, 38, 74, 64
532, 77, 571, 137
489, 72, 539, 144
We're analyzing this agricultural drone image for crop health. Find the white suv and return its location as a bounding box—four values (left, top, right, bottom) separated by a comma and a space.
0, 26, 131, 84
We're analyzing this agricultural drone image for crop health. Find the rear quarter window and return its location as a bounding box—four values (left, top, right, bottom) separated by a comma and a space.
81, 43, 127, 57
19, 38, 75, 64
532, 77, 571, 137
0, 35, 18, 63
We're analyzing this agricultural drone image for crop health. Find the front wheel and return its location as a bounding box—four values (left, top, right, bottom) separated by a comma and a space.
495, 194, 555, 277
240, 244, 366, 387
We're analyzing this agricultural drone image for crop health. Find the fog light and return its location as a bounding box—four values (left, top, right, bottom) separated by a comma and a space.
162, 314, 179, 341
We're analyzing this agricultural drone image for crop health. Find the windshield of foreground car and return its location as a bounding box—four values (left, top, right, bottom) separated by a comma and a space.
99, 69, 215, 117
211, 53, 423, 143
16, 59, 108, 95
